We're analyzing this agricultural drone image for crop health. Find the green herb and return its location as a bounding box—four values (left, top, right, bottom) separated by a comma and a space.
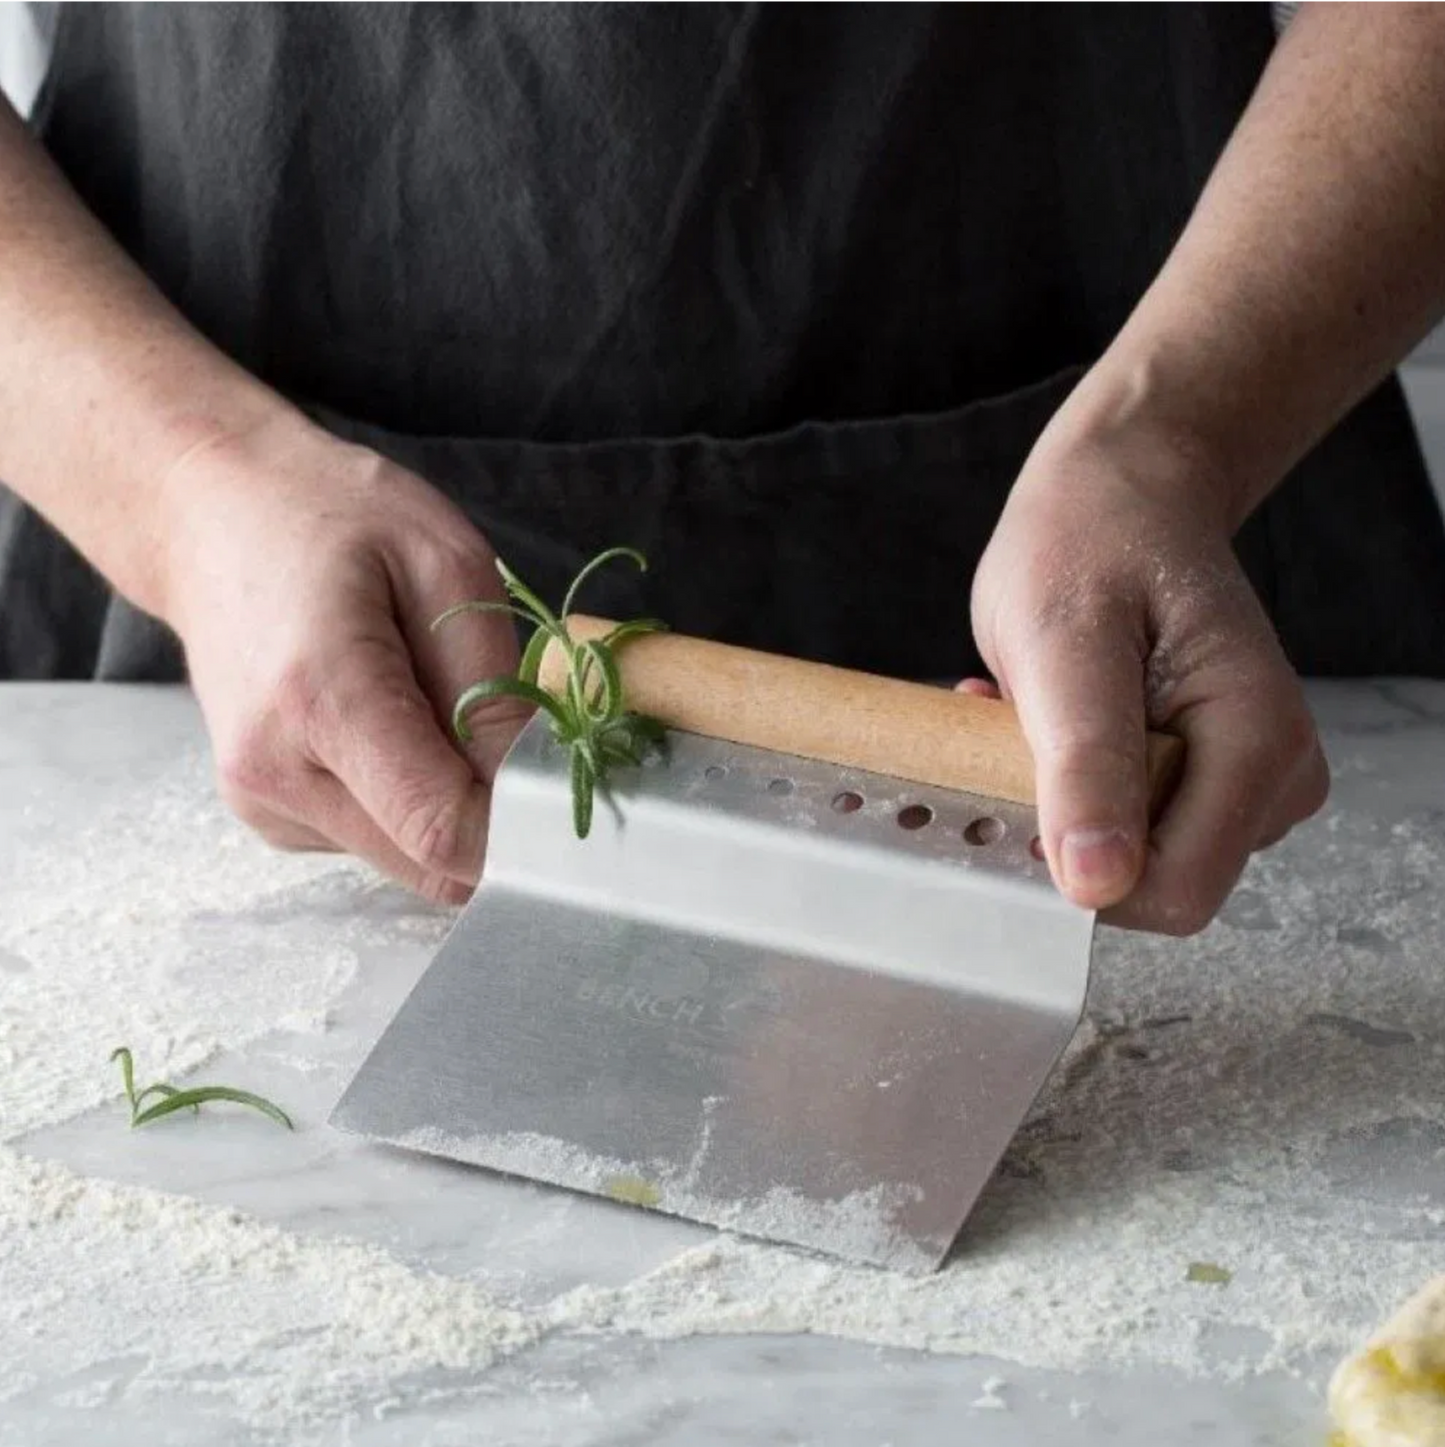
433, 547, 668, 839
110, 1046, 294, 1131
1185, 1261, 1232, 1286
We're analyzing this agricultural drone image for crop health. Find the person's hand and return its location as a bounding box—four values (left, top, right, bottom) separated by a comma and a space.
970, 425, 1329, 935
158, 413, 530, 904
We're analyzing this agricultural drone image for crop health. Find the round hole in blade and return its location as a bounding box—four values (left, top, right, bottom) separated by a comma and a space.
767, 778, 794, 796
896, 804, 933, 831
1029, 834, 1046, 861
704, 765, 726, 780
964, 816, 1005, 846
831, 790, 864, 814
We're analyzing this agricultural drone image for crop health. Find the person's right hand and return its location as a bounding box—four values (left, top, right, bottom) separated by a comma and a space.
158, 412, 531, 905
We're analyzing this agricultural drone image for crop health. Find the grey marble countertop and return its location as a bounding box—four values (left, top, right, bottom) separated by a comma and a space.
3, 680, 1444, 1447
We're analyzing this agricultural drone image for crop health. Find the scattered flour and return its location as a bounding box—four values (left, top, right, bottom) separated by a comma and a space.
0, 1148, 534, 1431
394, 1123, 931, 1273
542, 806, 1445, 1383
0, 746, 369, 1137
0, 715, 529, 1437
971, 1375, 1009, 1410
5, 691, 1445, 1436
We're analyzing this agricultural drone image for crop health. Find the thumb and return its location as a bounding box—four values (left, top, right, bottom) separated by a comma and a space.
1002, 615, 1151, 911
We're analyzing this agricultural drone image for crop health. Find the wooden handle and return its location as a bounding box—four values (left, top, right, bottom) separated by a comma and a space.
540, 617, 1185, 814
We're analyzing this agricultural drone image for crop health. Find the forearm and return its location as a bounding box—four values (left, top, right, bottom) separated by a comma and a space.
0, 97, 297, 619
1047, 4, 1445, 529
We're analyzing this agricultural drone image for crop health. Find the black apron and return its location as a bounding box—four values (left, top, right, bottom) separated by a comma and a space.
4, 2, 1445, 682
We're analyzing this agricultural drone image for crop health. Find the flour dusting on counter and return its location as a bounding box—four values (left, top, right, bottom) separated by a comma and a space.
546, 807, 1445, 1381
0, 741, 379, 1138
0, 1148, 534, 1430
4, 687, 1445, 1436
396, 1123, 932, 1273
0, 704, 512, 1436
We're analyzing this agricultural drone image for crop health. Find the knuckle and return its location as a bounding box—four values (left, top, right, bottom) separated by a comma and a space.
1277, 743, 1330, 828
1244, 699, 1328, 821
1040, 733, 1142, 771
338, 440, 392, 487
213, 661, 333, 808
391, 790, 473, 874
215, 722, 286, 805
293, 644, 414, 762
1127, 864, 1228, 938
270, 657, 331, 745
216, 777, 271, 830
1150, 889, 1218, 938
1019, 559, 1143, 641
402, 532, 495, 607
1302, 750, 1332, 815
212, 774, 321, 854
1276, 701, 1320, 766
1037, 736, 1147, 799
416, 873, 472, 908
1160, 899, 1216, 939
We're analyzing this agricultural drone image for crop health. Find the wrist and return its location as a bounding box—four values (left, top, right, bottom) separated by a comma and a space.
1022, 347, 1265, 536
147, 396, 324, 627
0, 335, 301, 626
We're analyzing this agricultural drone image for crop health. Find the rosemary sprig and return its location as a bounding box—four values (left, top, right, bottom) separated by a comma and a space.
432, 547, 668, 838
110, 1046, 294, 1131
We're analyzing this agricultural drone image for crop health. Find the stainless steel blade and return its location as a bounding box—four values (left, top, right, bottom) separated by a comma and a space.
330, 713, 1096, 1272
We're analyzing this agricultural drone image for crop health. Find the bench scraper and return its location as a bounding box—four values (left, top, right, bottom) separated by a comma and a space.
331, 618, 1182, 1273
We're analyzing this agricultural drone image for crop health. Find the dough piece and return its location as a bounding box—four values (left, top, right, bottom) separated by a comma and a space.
1330, 1275, 1445, 1446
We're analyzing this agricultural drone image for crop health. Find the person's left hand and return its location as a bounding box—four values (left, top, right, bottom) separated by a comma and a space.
969, 423, 1330, 935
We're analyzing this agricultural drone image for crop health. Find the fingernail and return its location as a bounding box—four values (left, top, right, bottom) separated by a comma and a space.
1060, 826, 1139, 901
